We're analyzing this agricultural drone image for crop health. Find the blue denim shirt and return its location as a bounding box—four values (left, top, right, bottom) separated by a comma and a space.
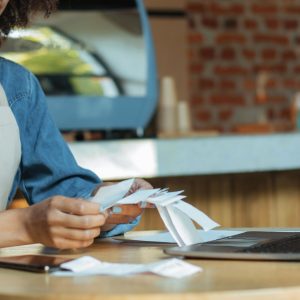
0, 57, 139, 237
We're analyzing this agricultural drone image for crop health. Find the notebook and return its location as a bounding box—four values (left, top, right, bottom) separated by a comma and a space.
164, 231, 300, 261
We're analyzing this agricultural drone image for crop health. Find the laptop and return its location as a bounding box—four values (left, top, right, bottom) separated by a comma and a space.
164, 231, 300, 261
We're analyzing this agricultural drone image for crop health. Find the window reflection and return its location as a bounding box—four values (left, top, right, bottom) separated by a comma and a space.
1, 26, 119, 96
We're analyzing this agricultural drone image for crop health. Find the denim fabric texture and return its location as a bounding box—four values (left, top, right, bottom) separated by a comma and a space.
0, 57, 138, 237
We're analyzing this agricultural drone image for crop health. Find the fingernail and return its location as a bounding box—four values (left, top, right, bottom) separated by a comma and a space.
111, 206, 122, 214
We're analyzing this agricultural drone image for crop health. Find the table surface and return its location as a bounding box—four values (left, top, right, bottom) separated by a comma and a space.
0, 236, 299, 300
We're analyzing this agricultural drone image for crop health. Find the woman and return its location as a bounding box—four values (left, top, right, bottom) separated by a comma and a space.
0, 0, 152, 249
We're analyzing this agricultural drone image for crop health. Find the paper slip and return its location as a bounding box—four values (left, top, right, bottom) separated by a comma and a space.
118, 188, 161, 205
148, 259, 202, 278
54, 256, 202, 278
92, 179, 135, 211
60, 256, 102, 273
91, 179, 220, 246
173, 201, 219, 231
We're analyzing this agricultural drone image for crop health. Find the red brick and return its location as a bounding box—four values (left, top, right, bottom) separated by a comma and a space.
295, 36, 300, 44
279, 107, 293, 120
244, 19, 258, 30
210, 94, 245, 105
266, 95, 287, 104
215, 66, 249, 76
198, 78, 215, 89
196, 110, 212, 122
200, 47, 215, 59
216, 33, 246, 44
283, 79, 300, 89
188, 33, 204, 44
243, 49, 256, 60
208, 3, 245, 15
267, 108, 275, 120
219, 79, 236, 90
190, 64, 204, 73
266, 79, 278, 88
243, 79, 256, 90
252, 4, 278, 14
282, 50, 297, 60
253, 34, 289, 45
253, 64, 287, 73
221, 48, 236, 60
218, 109, 234, 121
265, 19, 280, 30
202, 18, 218, 29
293, 65, 300, 73
261, 49, 277, 60
284, 19, 298, 30
223, 18, 238, 29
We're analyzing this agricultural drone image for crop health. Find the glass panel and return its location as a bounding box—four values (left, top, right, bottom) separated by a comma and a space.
0, 8, 147, 98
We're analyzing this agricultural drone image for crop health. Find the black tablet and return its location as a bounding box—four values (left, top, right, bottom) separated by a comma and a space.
0, 255, 72, 273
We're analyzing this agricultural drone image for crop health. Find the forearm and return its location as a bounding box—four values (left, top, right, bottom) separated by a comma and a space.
0, 208, 32, 248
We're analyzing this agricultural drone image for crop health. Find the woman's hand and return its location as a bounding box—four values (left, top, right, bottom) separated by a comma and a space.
97, 178, 153, 231
24, 196, 107, 249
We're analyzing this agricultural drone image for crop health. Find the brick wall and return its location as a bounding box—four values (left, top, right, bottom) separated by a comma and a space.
187, 0, 300, 133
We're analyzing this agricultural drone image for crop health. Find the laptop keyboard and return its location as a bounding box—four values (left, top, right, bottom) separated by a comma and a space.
239, 234, 300, 254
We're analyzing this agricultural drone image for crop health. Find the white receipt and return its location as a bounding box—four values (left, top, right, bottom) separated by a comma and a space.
90, 178, 220, 246
60, 256, 102, 273
92, 178, 134, 211
148, 258, 202, 278
54, 256, 201, 278
118, 188, 161, 205
173, 201, 219, 231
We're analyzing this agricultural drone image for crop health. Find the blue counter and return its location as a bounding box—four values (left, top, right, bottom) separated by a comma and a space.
68, 133, 300, 180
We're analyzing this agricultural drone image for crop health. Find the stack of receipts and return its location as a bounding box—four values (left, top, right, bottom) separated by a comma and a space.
53, 256, 201, 278
91, 179, 220, 246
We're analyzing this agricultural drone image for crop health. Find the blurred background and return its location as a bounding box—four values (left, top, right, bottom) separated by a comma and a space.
4, 0, 300, 230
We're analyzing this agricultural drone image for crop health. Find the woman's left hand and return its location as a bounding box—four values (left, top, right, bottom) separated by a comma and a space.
94, 178, 153, 231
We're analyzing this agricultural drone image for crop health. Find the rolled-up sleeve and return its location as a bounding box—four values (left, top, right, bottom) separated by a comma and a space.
17, 72, 101, 204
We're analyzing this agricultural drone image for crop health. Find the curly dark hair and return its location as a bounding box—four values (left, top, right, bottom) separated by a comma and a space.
0, 0, 58, 38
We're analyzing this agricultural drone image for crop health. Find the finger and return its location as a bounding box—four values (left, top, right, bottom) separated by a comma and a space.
135, 178, 153, 190
53, 211, 107, 229
50, 226, 101, 241
50, 237, 94, 249
101, 224, 116, 232
51, 197, 101, 215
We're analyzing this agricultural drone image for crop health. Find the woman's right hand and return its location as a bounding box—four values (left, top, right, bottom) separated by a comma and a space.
23, 196, 107, 249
